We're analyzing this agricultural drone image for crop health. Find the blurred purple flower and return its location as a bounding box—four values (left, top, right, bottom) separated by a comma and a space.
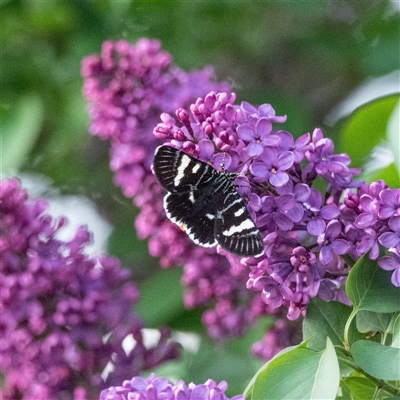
100, 373, 244, 400
0, 179, 179, 399
252, 317, 301, 362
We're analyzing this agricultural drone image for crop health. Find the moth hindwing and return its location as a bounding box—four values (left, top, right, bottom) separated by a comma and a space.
153, 145, 264, 257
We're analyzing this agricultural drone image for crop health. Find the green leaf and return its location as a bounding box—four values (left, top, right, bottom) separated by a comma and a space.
346, 253, 400, 314
393, 314, 400, 349
303, 297, 361, 350
250, 338, 340, 400
341, 376, 378, 400
356, 310, 393, 334
184, 335, 264, 397
134, 268, 184, 327
351, 340, 400, 380
243, 346, 296, 399
387, 100, 400, 174
340, 94, 400, 168
0, 94, 44, 173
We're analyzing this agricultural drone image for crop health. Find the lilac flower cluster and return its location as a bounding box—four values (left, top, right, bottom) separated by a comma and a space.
0, 179, 180, 400
153, 91, 400, 320
81, 39, 399, 362
82, 39, 230, 201
251, 310, 301, 361
100, 373, 244, 400
81, 39, 288, 347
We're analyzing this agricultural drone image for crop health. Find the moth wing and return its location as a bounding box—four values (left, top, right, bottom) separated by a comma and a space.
214, 188, 264, 257
164, 192, 217, 247
153, 146, 214, 193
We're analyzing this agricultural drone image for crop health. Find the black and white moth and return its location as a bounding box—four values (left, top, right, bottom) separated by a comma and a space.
153, 145, 264, 257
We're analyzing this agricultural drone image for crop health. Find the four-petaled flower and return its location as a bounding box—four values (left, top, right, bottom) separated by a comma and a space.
317, 220, 350, 264
251, 147, 294, 186
237, 117, 279, 156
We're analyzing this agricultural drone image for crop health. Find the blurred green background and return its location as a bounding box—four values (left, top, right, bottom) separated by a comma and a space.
1, 0, 399, 395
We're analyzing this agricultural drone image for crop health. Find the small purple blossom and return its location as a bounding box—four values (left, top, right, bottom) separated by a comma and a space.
240, 101, 287, 123
100, 373, 244, 400
379, 188, 400, 219
237, 118, 279, 156
379, 216, 400, 252
354, 194, 381, 228
304, 189, 340, 235
276, 131, 310, 163
317, 220, 350, 264
251, 148, 294, 187
258, 194, 296, 231
378, 250, 400, 286
318, 277, 351, 306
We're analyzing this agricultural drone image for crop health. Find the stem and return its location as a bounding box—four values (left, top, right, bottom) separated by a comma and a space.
343, 308, 357, 349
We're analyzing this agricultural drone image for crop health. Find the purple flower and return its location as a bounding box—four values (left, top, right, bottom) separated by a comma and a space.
354, 194, 381, 229
304, 189, 340, 235
307, 129, 349, 175
240, 101, 287, 123
258, 194, 296, 231
250, 148, 294, 187
290, 246, 317, 273
358, 228, 380, 260
0, 179, 179, 399
237, 117, 279, 156
149, 88, 398, 321
379, 189, 400, 219
379, 216, 400, 252
100, 373, 244, 400
378, 250, 400, 286
318, 277, 351, 306
287, 291, 310, 320
317, 220, 350, 264
252, 317, 302, 362
250, 276, 293, 309
276, 131, 310, 163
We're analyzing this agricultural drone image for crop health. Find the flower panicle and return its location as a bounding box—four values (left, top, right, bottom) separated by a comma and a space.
100, 373, 244, 400
153, 91, 400, 321
81, 38, 398, 361
82, 39, 275, 345
0, 178, 180, 399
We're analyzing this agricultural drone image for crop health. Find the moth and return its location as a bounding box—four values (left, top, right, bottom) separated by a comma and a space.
153, 145, 264, 257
